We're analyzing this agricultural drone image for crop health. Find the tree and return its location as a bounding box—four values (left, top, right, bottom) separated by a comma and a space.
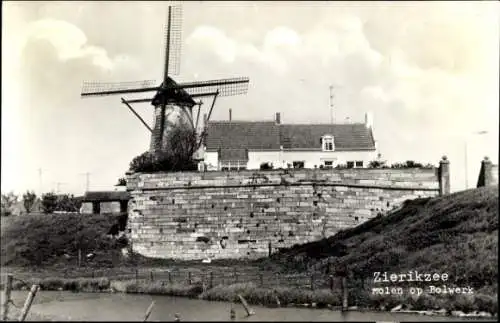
129, 118, 199, 173
41, 193, 58, 214
55, 194, 81, 213
22, 190, 37, 214
1, 192, 18, 216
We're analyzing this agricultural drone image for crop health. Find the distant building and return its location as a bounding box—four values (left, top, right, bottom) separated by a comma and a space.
203, 112, 377, 171
80, 191, 130, 214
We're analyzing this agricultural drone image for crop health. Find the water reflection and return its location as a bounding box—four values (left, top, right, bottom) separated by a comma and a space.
7, 291, 495, 322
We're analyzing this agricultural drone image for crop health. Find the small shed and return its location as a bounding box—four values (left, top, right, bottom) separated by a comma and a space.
80, 191, 130, 214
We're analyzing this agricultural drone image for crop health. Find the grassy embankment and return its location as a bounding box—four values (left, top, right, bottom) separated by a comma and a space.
1, 187, 497, 316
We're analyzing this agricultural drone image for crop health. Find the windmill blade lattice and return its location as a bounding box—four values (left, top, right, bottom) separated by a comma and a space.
124, 98, 154, 104
180, 77, 250, 97
164, 5, 183, 78
81, 80, 158, 97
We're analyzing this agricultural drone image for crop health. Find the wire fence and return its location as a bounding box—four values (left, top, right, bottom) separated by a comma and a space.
0, 268, 373, 291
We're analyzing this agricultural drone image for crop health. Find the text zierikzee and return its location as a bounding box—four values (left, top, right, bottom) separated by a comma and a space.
373, 271, 448, 283
371, 271, 474, 296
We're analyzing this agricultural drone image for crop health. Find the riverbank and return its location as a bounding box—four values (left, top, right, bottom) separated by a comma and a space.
1, 276, 496, 319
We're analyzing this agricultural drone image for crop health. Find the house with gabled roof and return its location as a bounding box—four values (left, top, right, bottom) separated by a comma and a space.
80, 190, 130, 214
203, 112, 378, 171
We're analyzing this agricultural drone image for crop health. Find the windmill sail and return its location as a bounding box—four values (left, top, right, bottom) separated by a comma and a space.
164, 5, 183, 77
179, 77, 250, 97
81, 80, 158, 97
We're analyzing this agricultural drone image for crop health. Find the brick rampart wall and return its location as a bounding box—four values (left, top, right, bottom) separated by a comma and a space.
126, 158, 449, 260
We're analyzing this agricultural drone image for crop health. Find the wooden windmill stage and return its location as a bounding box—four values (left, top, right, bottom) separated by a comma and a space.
81, 3, 250, 157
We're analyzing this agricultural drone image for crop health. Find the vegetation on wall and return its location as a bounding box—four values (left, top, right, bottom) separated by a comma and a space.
130, 120, 199, 173
116, 177, 127, 186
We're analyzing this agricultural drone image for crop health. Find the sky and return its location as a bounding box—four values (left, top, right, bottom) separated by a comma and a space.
2, 1, 499, 196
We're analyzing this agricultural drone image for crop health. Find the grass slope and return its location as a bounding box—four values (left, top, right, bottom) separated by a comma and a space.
1, 213, 126, 267
264, 186, 498, 291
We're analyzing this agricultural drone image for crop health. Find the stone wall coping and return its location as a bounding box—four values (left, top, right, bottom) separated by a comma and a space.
128, 181, 439, 192
127, 167, 438, 177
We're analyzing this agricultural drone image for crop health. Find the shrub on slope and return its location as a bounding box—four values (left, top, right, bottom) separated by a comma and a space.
266, 187, 498, 289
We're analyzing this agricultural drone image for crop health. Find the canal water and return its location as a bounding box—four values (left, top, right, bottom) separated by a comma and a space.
4, 291, 496, 321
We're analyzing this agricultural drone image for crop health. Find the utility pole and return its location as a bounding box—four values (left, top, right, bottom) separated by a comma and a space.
329, 85, 334, 124
38, 168, 42, 195
79, 172, 91, 192
53, 182, 67, 194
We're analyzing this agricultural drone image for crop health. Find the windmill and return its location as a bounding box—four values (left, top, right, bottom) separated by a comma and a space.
81, 3, 250, 158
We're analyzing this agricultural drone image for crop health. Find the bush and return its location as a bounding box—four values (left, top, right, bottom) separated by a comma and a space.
129, 119, 199, 173
130, 151, 198, 173
23, 191, 37, 213
368, 160, 387, 168
41, 193, 58, 214
260, 162, 273, 170
1, 192, 18, 216
389, 161, 435, 169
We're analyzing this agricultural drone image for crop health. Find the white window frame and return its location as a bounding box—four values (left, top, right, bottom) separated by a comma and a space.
322, 135, 335, 152
219, 160, 248, 171
321, 158, 337, 169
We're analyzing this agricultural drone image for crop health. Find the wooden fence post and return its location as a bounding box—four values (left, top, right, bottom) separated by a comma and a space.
168, 271, 172, 284
188, 272, 192, 285
150, 271, 154, 282
237, 294, 255, 316
143, 301, 155, 322
18, 285, 40, 322
341, 276, 348, 311
209, 271, 214, 288
329, 275, 334, 291
234, 268, 238, 283
259, 273, 263, 287
2, 274, 13, 321
78, 248, 82, 267
268, 241, 272, 257
135, 268, 139, 284
230, 306, 236, 320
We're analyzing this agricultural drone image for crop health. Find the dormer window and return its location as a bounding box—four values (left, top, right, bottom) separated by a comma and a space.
321, 135, 335, 151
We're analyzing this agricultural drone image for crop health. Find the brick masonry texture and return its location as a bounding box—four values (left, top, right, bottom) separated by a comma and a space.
126, 167, 443, 260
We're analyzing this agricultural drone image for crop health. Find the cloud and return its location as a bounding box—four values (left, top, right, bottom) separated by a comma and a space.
23, 19, 140, 72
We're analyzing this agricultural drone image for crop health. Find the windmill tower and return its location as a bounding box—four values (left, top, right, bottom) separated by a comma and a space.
81, 4, 250, 157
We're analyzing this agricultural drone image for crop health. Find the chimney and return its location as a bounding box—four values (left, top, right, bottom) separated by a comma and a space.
275, 112, 281, 124
365, 112, 373, 129
229, 109, 232, 121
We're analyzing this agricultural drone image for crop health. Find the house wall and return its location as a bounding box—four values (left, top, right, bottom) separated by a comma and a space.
281, 150, 378, 169
80, 202, 93, 214
125, 157, 449, 260
80, 201, 122, 214
205, 150, 377, 170
247, 151, 281, 169
205, 151, 219, 171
